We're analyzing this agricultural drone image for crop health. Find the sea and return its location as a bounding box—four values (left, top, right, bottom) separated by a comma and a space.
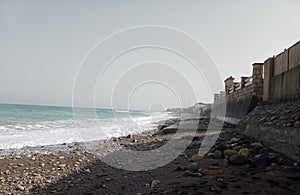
0, 104, 173, 150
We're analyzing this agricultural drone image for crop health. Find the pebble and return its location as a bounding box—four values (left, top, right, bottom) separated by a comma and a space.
183, 170, 203, 177
229, 154, 249, 165
215, 144, 227, 151
251, 142, 263, 148
230, 137, 240, 143
293, 162, 298, 167
214, 150, 222, 159
253, 155, 271, 169
239, 148, 250, 157
150, 180, 160, 188
112, 137, 117, 141
186, 162, 198, 171
224, 149, 238, 156
34, 175, 43, 180
16, 184, 25, 191
45, 179, 52, 183
260, 148, 270, 155
191, 154, 204, 161
203, 169, 223, 176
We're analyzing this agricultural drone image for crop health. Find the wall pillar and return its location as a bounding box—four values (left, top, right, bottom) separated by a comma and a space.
224, 76, 235, 95
240, 77, 248, 88
263, 57, 274, 101
252, 63, 264, 100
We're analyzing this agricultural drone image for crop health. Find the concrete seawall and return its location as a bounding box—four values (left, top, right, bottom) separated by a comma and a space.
237, 99, 300, 162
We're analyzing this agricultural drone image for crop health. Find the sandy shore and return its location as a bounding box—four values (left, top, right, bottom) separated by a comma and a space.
1, 117, 300, 194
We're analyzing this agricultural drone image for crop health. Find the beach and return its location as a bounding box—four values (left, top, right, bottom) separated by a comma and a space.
1, 117, 300, 194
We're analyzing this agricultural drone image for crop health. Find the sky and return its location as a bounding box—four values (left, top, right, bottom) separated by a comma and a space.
0, 0, 300, 111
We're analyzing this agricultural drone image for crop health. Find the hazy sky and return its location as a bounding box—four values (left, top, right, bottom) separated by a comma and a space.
1, 0, 300, 110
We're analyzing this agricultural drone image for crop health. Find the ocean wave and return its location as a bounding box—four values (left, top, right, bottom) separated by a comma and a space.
0, 111, 173, 150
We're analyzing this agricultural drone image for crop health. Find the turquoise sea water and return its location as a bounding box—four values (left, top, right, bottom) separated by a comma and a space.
0, 104, 170, 149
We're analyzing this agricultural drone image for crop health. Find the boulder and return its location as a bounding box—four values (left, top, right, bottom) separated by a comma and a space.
229, 154, 249, 165
259, 148, 270, 155
214, 150, 222, 159
239, 148, 250, 157
224, 149, 238, 157
214, 144, 228, 152
202, 169, 223, 176
191, 154, 204, 161
186, 162, 198, 172
253, 155, 271, 169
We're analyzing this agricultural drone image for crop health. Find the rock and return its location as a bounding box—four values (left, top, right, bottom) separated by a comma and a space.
161, 124, 178, 134
202, 169, 223, 176
214, 150, 222, 159
230, 137, 240, 143
34, 175, 42, 180
16, 184, 25, 191
150, 180, 160, 188
294, 115, 300, 121
294, 121, 300, 127
208, 166, 221, 170
266, 163, 280, 171
215, 144, 228, 152
191, 154, 204, 161
186, 162, 198, 172
127, 134, 133, 139
224, 150, 238, 157
268, 153, 280, 161
259, 148, 270, 155
248, 148, 259, 156
251, 142, 263, 148
183, 170, 203, 177
253, 155, 271, 169
229, 154, 249, 165
239, 148, 250, 157
112, 137, 117, 141
233, 146, 243, 151
174, 166, 185, 171
293, 162, 298, 167
15, 155, 21, 159
45, 179, 52, 183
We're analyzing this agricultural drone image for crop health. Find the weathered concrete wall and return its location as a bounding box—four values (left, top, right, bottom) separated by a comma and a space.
226, 96, 259, 119
237, 99, 300, 162
269, 65, 300, 101
213, 63, 264, 120
264, 41, 300, 101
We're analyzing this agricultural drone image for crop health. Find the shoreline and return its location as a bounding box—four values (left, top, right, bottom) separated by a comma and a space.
1, 116, 300, 194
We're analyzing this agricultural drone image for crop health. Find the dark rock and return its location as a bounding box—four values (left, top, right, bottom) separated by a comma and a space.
186, 162, 198, 172
214, 150, 222, 159
259, 148, 270, 155
294, 121, 300, 128
229, 154, 249, 165
150, 180, 160, 188
224, 150, 238, 157
253, 155, 271, 169
214, 144, 228, 152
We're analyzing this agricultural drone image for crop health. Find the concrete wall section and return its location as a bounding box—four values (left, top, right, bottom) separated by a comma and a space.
270, 65, 300, 101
